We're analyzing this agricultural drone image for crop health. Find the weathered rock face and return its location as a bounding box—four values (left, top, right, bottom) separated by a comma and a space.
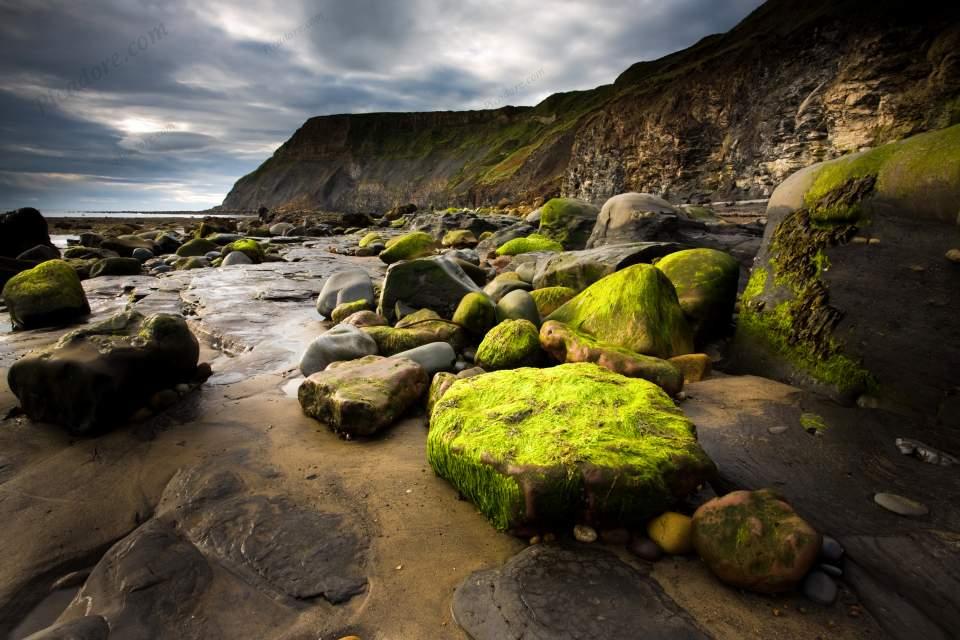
7, 310, 200, 433
732, 124, 960, 420
428, 363, 715, 531
221, 1, 960, 213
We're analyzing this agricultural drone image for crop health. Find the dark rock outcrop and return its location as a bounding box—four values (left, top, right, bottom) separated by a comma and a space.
0, 208, 55, 259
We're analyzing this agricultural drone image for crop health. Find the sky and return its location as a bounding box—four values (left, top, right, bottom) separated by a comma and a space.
0, 0, 765, 212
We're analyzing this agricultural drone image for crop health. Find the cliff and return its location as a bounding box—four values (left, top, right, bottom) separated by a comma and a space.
221, 0, 960, 214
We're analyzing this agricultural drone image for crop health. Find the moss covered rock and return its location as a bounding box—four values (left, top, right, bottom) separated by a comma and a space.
358, 232, 384, 248
453, 292, 497, 338
175, 238, 219, 257
89, 257, 142, 278
539, 321, 683, 396
299, 355, 428, 436
379, 231, 437, 264
474, 319, 542, 370
692, 489, 820, 594
482, 272, 531, 301
647, 512, 694, 555
378, 256, 481, 321
428, 363, 715, 531
331, 299, 372, 324
546, 264, 693, 359
2, 259, 90, 329
530, 286, 577, 317
668, 353, 712, 383
495, 233, 563, 256
362, 320, 464, 356
441, 229, 478, 248
655, 248, 739, 342
7, 310, 199, 433
537, 198, 600, 250
222, 238, 264, 263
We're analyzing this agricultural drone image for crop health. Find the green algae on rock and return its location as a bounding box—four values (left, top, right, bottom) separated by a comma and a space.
452, 292, 497, 338
529, 286, 577, 317
379, 231, 437, 264
655, 248, 740, 342
2, 259, 90, 330
537, 197, 600, 250
539, 320, 683, 396
222, 238, 264, 263
546, 263, 694, 359
692, 489, 821, 594
428, 363, 715, 531
495, 234, 563, 256
176, 238, 219, 257
331, 299, 372, 324
362, 320, 464, 356
474, 319, 542, 370
358, 232, 384, 248
441, 229, 478, 248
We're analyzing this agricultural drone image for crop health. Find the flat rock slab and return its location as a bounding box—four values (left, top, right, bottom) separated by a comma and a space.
453, 544, 708, 639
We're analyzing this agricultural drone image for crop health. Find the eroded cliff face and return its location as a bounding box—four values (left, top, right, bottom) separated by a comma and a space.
221, 0, 960, 214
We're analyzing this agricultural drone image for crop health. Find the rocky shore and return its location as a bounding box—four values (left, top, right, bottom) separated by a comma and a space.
1, 125, 959, 640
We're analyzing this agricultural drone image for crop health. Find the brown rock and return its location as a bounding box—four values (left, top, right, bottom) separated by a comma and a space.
669, 353, 712, 383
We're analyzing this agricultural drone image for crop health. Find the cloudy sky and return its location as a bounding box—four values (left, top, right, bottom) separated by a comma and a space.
0, 0, 764, 212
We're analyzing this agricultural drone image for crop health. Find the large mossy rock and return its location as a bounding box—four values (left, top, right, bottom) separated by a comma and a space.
692, 489, 821, 594
361, 321, 464, 356
529, 286, 577, 317
89, 257, 142, 278
379, 231, 437, 264
733, 124, 960, 416
539, 321, 683, 396
537, 197, 600, 250
546, 264, 694, 359
427, 363, 715, 531
2, 259, 90, 330
299, 355, 428, 436
528, 242, 682, 291
585, 193, 680, 248
221, 238, 264, 263
474, 319, 542, 370
7, 310, 200, 433
175, 238, 219, 257
495, 234, 564, 256
0, 207, 54, 259
452, 292, 497, 338
655, 248, 739, 343
378, 256, 481, 322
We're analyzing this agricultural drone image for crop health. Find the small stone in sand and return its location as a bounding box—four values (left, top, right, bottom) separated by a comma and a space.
874, 492, 929, 517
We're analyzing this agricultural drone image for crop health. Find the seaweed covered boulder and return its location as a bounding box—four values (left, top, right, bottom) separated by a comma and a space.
358, 232, 384, 248
546, 264, 694, 359
441, 229, 478, 248
361, 320, 464, 356
495, 234, 563, 256
537, 197, 600, 250
221, 238, 264, 263
379, 231, 437, 264
89, 257, 142, 278
733, 124, 960, 417
692, 489, 821, 594
7, 310, 200, 433
530, 286, 577, 317
378, 256, 480, 322
299, 355, 428, 436
655, 248, 739, 343
175, 238, 219, 257
428, 363, 715, 531
2, 259, 90, 329
474, 319, 542, 370
452, 292, 497, 338
539, 321, 683, 396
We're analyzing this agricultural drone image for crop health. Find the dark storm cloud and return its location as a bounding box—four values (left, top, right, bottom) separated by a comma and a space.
0, 0, 765, 211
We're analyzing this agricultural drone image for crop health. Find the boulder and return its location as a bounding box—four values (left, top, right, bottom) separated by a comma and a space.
450, 257, 488, 287
2, 259, 90, 330
101, 235, 156, 257
361, 321, 465, 356
391, 341, 457, 375
379, 231, 437, 264
341, 310, 389, 328
89, 257, 142, 278
385, 203, 417, 220
733, 124, 960, 416
547, 264, 694, 359
409, 210, 518, 239
22, 616, 110, 640
378, 256, 480, 322
0, 207, 55, 258
175, 238, 219, 257
539, 321, 683, 396
452, 292, 497, 338
269, 222, 295, 236
299, 324, 379, 377
655, 248, 739, 343
331, 299, 372, 323
17, 244, 60, 263
646, 512, 694, 555
428, 363, 715, 531
0, 256, 41, 290
427, 366, 485, 414
495, 233, 563, 256
692, 489, 821, 594
495, 289, 540, 326
474, 319, 542, 370
441, 229, 478, 248
7, 310, 200, 433
131, 247, 154, 262
175, 257, 208, 270
668, 353, 712, 383
586, 193, 680, 248
475, 222, 536, 256
482, 272, 531, 302
538, 197, 600, 250
221, 238, 263, 263
298, 355, 428, 436
529, 286, 577, 317
316, 269, 375, 318
221, 250, 253, 266
530, 242, 682, 291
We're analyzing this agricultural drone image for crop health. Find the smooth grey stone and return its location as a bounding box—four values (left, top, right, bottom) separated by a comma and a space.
391, 342, 456, 375
483, 277, 531, 302
269, 222, 295, 236
496, 289, 540, 326
378, 256, 480, 322
515, 261, 537, 283
445, 248, 480, 265
803, 570, 838, 605
299, 324, 378, 377
453, 359, 470, 373
819, 563, 843, 577
132, 247, 154, 262
222, 250, 253, 266
821, 534, 844, 562
152, 264, 173, 274
768, 426, 789, 434
316, 269, 375, 318
874, 492, 929, 517
204, 250, 221, 261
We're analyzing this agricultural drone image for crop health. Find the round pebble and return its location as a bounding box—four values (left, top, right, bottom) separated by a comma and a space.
821, 535, 844, 562
874, 492, 929, 517
628, 536, 663, 562
819, 563, 843, 578
768, 426, 789, 435
573, 524, 597, 543
802, 570, 838, 605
